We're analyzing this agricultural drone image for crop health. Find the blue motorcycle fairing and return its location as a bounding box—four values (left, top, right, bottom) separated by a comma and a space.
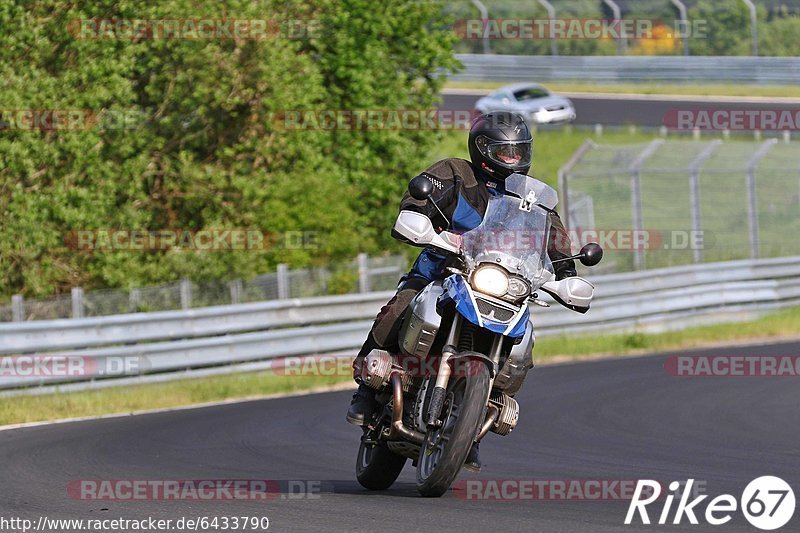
440, 274, 530, 338
407, 193, 486, 282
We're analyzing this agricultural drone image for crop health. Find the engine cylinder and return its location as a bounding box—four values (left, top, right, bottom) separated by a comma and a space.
361, 349, 394, 390
489, 391, 519, 436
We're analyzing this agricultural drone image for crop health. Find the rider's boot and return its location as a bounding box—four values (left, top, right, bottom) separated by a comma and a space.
346, 383, 378, 426
464, 441, 481, 472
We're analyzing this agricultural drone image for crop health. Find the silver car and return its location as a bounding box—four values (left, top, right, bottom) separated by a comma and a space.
474, 83, 576, 125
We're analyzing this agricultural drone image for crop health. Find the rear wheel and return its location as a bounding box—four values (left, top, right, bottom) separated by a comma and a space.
416, 359, 490, 497
356, 433, 407, 490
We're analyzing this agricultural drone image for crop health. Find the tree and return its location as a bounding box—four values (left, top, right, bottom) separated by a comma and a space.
688, 0, 753, 56
758, 16, 800, 56
0, 0, 458, 299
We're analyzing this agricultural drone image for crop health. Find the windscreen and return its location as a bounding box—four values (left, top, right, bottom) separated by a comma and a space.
461, 194, 555, 289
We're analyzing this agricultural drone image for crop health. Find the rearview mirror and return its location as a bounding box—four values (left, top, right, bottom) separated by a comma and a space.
408, 175, 433, 201
579, 243, 603, 267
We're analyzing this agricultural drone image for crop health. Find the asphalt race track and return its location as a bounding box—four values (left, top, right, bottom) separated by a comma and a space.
2, 340, 799, 532
441, 91, 800, 128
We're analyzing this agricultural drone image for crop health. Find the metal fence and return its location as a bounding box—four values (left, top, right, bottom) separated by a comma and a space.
0, 254, 408, 323
453, 54, 800, 85
559, 138, 800, 273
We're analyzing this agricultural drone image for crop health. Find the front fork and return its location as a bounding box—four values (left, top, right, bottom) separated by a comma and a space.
424, 313, 503, 433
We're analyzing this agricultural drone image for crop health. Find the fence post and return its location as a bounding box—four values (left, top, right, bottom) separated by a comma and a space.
602, 0, 626, 55
741, 0, 758, 56
277, 264, 289, 299
129, 288, 141, 312
557, 139, 597, 233
358, 253, 370, 293
11, 294, 24, 322
536, 0, 558, 56
628, 140, 665, 270
71, 287, 84, 318
180, 279, 192, 310
229, 279, 242, 305
746, 139, 778, 259
670, 0, 690, 56
688, 140, 722, 263
470, 0, 491, 55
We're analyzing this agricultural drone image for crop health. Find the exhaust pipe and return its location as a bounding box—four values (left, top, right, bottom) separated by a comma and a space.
388, 371, 425, 445
476, 404, 500, 442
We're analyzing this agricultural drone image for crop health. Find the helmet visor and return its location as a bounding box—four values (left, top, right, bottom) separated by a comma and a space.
476, 136, 532, 169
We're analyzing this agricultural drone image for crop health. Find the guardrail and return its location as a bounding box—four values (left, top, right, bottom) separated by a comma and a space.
452, 54, 800, 85
1, 256, 799, 394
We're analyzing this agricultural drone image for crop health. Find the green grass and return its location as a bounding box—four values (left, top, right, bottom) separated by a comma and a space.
445, 81, 800, 98
2, 305, 799, 427
0, 372, 348, 426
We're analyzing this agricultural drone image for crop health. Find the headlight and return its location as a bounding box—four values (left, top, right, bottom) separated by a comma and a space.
507, 276, 531, 299
472, 266, 509, 297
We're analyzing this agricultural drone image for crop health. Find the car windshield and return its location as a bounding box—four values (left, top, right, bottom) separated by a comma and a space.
513, 87, 550, 101
460, 175, 557, 289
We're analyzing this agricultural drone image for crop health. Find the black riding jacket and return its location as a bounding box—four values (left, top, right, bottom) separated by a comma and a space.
394, 158, 576, 283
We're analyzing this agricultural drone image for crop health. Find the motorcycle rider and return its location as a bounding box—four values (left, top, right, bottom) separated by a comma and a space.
346, 111, 576, 469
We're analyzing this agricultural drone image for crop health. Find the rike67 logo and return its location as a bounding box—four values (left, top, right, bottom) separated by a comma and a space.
625, 477, 795, 530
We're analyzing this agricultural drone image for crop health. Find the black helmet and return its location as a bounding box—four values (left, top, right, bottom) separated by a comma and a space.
468, 111, 533, 179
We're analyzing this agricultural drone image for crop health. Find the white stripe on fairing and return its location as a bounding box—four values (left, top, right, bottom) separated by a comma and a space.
462, 280, 484, 328
503, 304, 529, 337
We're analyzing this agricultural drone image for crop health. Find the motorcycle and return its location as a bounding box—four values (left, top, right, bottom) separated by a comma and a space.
354, 173, 603, 497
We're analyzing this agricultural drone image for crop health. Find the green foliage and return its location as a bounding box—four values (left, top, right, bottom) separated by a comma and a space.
0, 0, 458, 298
758, 15, 800, 56
687, 0, 753, 56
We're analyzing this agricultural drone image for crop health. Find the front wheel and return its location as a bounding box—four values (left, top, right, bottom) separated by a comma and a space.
356, 433, 407, 490
416, 358, 490, 497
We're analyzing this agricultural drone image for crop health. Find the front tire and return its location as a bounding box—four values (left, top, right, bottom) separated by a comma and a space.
416, 358, 490, 497
356, 434, 407, 490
